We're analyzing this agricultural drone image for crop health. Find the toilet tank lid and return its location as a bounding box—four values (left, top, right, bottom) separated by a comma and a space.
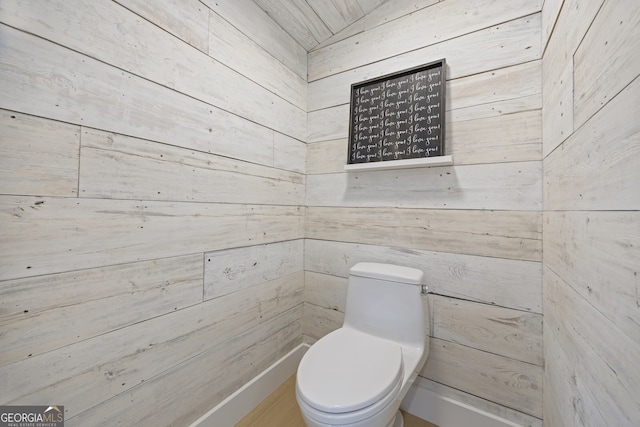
350, 262, 423, 284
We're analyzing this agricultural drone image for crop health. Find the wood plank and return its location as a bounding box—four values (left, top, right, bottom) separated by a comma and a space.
0, 195, 303, 281
309, 106, 543, 165
307, 104, 349, 143
311, 0, 450, 52
307, 100, 541, 170
67, 307, 303, 426
304, 271, 347, 313
199, 0, 307, 79
257, 274, 304, 319
543, 316, 608, 427
305, 161, 542, 211
311, 18, 365, 52
0, 255, 203, 367
306, 138, 347, 174
308, 14, 542, 111
542, 0, 604, 156
573, 0, 640, 128
207, 10, 307, 109
544, 267, 640, 425
421, 337, 542, 418
303, 302, 343, 339
541, 58, 573, 156
541, 0, 563, 53
273, 132, 306, 174
448, 110, 542, 165
446, 60, 541, 115
1, 286, 263, 406
310, 90, 541, 152
0, 110, 79, 197
310, 0, 440, 55
114, 0, 209, 52
306, 0, 364, 34
306, 206, 542, 261
543, 211, 640, 344
544, 77, 640, 210
356, 0, 384, 13
204, 240, 303, 300
541, 341, 569, 427
0, 256, 200, 322
253, 0, 332, 50
308, 0, 542, 81
0, 273, 303, 419
0, 24, 277, 168
304, 240, 542, 313
0, 1, 306, 140
447, 94, 541, 124
432, 296, 543, 366
79, 128, 305, 205
358, 0, 439, 33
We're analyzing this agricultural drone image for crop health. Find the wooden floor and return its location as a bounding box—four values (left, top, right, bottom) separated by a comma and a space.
236, 375, 438, 427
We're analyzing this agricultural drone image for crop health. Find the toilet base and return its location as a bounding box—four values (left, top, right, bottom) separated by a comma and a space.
389, 410, 403, 427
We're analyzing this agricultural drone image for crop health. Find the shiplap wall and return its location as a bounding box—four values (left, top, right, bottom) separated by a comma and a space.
0, 1, 306, 425
3, 1, 636, 426
305, 0, 544, 425
542, 0, 640, 425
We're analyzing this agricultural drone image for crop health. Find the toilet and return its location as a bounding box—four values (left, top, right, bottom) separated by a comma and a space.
296, 262, 429, 427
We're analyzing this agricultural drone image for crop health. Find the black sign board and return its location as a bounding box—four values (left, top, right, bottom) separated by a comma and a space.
348, 59, 446, 165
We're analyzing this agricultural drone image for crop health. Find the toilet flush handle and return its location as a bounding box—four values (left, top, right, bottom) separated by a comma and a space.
421, 285, 428, 295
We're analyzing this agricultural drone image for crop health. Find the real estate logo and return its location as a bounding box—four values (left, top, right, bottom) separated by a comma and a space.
0, 406, 64, 427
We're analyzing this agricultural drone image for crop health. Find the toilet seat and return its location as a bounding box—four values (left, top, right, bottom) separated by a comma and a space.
297, 328, 403, 424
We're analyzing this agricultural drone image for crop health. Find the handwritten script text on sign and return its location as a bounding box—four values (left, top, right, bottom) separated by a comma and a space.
350, 66, 443, 164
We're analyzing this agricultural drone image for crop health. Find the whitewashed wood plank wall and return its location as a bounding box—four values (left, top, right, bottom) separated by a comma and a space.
0, 1, 306, 425
542, 0, 640, 426
2, 0, 638, 426
305, 0, 544, 424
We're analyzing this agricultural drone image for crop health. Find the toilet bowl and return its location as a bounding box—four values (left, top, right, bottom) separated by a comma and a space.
296, 262, 429, 427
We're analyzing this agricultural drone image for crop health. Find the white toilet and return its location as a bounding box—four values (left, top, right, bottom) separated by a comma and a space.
296, 262, 429, 427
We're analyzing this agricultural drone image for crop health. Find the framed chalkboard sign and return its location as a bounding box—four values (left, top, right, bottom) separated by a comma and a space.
347, 59, 446, 167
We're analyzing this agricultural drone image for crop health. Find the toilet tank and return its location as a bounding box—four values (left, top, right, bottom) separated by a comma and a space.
343, 262, 426, 347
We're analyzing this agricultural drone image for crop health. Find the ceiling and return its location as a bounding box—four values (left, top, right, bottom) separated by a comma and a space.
252, 0, 387, 51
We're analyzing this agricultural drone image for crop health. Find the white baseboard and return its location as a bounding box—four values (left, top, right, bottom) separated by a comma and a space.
190, 343, 309, 427
401, 377, 525, 427
191, 344, 529, 427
